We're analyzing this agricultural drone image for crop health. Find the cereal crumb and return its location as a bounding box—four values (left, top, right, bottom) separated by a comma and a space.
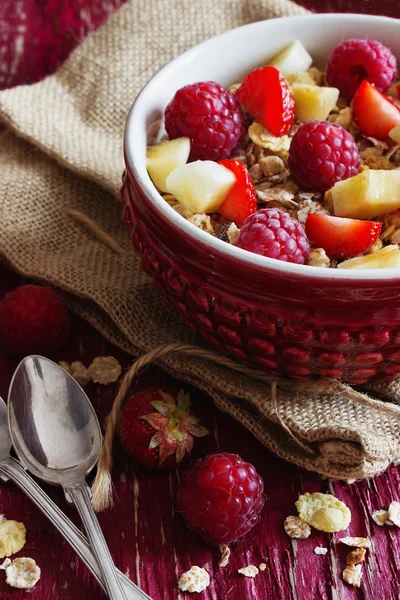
0, 520, 26, 558
343, 564, 362, 588
314, 547, 328, 555
306, 248, 330, 268
259, 563, 267, 571
238, 565, 259, 578
372, 509, 394, 526
339, 537, 371, 549
296, 492, 351, 533
284, 515, 311, 539
219, 543, 230, 567
388, 501, 400, 527
178, 566, 210, 593
346, 548, 366, 565
5, 557, 41, 590
88, 356, 122, 385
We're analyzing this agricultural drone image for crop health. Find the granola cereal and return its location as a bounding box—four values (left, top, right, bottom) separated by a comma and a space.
283, 515, 311, 539
248, 122, 291, 154
238, 565, 259, 578
388, 501, 400, 526
295, 492, 351, 533
258, 155, 286, 178
339, 537, 371, 549
346, 548, 366, 565
219, 543, 231, 567
5, 557, 41, 590
178, 566, 210, 593
187, 213, 214, 233
372, 509, 393, 526
291, 198, 329, 225
88, 356, 122, 385
227, 222, 240, 245
0, 558, 11, 570
343, 564, 363, 588
259, 563, 267, 572
0, 520, 26, 559
306, 248, 330, 268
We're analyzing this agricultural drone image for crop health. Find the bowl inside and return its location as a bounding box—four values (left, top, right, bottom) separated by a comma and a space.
125, 13, 400, 282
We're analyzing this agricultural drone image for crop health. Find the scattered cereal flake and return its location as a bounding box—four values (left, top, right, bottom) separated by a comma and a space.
291, 198, 329, 225
343, 563, 362, 588
346, 548, 366, 565
59, 361, 72, 375
388, 501, 400, 527
339, 537, 371, 549
307, 248, 330, 268
258, 155, 286, 177
227, 222, 240, 245
249, 163, 263, 182
314, 547, 328, 555
188, 213, 214, 234
248, 122, 291, 153
238, 565, 259, 578
259, 563, 267, 571
256, 185, 296, 207
88, 356, 122, 385
219, 543, 230, 567
0, 558, 11, 570
5, 557, 41, 590
178, 566, 210, 593
0, 520, 26, 558
372, 509, 393, 526
295, 492, 351, 533
329, 107, 352, 130
70, 361, 91, 387
284, 515, 311, 539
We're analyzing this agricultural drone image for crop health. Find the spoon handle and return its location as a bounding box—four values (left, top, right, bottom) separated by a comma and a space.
0, 457, 150, 600
65, 481, 129, 600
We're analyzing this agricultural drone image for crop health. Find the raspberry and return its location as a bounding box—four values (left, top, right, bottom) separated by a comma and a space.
165, 81, 246, 161
0, 285, 71, 357
288, 120, 360, 192
236, 208, 310, 264
326, 39, 397, 99
177, 453, 264, 545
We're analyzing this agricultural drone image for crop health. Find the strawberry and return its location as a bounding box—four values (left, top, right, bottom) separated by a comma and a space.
119, 388, 209, 469
305, 213, 382, 259
236, 66, 295, 136
217, 160, 257, 226
352, 80, 400, 139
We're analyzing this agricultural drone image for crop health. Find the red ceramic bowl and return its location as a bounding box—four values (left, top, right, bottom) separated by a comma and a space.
122, 14, 400, 384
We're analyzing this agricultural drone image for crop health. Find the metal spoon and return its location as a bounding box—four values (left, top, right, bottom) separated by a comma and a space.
8, 356, 129, 600
0, 396, 149, 599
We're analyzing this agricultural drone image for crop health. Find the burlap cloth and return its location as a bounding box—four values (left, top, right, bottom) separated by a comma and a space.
1, 0, 400, 483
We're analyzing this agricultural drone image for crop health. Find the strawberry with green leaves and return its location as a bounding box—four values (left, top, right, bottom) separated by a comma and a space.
119, 388, 209, 469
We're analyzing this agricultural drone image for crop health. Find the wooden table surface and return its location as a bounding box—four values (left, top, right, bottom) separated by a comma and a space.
1, 2, 400, 600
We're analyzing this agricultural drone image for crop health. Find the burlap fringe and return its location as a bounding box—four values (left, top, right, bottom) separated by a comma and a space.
65, 208, 125, 255
91, 342, 400, 511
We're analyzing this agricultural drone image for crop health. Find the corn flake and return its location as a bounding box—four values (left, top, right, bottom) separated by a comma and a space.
248, 122, 291, 153
295, 492, 351, 533
5, 557, 41, 589
0, 520, 26, 558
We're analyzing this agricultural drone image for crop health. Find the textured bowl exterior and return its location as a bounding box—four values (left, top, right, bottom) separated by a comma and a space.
122, 169, 400, 384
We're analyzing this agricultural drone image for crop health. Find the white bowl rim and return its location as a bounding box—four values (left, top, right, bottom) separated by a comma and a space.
125, 12, 400, 282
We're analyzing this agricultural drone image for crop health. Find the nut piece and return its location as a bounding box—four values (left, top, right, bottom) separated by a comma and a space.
284, 515, 311, 539
388, 501, 400, 527
346, 548, 366, 565
339, 537, 371, 549
5, 557, 41, 589
343, 564, 362, 588
259, 563, 267, 571
178, 566, 210, 593
314, 547, 328, 555
372, 509, 393, 526
219, 543, 230, 567
238, 565, 259, 578
88, 356, 122, 385
0, 520, 26, 558
296, 492, 351, 533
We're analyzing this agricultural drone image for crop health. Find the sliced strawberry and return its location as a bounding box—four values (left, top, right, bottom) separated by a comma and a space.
236, 66, 294, 136
305, 213, 382, 259
352, 80, 400, 138
218, 160, 257, 226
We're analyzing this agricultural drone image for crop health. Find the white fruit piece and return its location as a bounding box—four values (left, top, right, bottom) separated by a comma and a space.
146, 137, 191, 193
268, 40, 313, 75
331, 170, 400, 220
389, 123, 400, 144
166, 160, 236, 216
291, 84, 339, 122
338, 245, 400, 270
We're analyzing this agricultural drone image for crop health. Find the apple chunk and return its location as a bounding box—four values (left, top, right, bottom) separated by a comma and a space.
166, 160, 236, 215
331, 170, 400, 219
338, 245, 400, 269
291, 84, 339, 122
147, 137, 190, 192
268, 40, 312, 75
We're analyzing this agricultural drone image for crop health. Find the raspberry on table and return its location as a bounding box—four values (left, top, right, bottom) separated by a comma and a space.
326, 39, 397, 99
236, 208, 310, 265
165, 81, 246, 161
288, 120, 360, 192
0, 285, 70, 357
177, 453, 264, 545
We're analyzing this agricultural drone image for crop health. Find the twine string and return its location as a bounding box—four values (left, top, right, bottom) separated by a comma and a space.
66, 208, 125, 255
